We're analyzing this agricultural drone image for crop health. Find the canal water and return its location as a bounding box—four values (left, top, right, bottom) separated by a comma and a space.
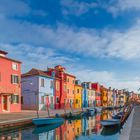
0, 110, 122, 140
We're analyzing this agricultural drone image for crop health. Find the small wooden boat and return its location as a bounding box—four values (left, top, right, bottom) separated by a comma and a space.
112, 112, 123, 119
101, 126, 120, 136
32, 122, 63, 134
86, 108, 96, 116
101, 119, 120, 127
32, 118, 64, 126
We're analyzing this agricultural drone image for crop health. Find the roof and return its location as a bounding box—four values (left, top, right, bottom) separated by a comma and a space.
0, 50, 8, 55
0, 55, 21, 63
22, 68, 52, 78
65, 73, 76, 78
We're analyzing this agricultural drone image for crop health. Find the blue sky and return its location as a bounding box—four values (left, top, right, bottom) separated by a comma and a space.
1, 0, 140, 91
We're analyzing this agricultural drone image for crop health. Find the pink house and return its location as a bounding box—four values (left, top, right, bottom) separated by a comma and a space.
0, 50, 21, 113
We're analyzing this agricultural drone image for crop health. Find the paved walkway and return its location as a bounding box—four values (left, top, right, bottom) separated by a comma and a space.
0, 108, 84, 127
119, 108, 134, 140
129, 106, 140, 140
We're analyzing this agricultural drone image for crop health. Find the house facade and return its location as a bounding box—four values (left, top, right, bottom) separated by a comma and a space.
65, 73, 75, 108
87, 82, 96, 107
74, 80, 82, 109
100, 85, 108, 107
47, 65, 76, 109
107, 87, 114, 106
0, 50, 21, 113
21, 68, 54, 110
82, 82, 88, 108
91, 83, 101, 106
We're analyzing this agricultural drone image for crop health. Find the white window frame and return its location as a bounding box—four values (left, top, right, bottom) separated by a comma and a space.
12, 63, 18, 71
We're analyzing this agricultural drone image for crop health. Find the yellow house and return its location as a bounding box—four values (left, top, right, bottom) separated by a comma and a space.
74, 80, 82, 109
100, 86, 108, 107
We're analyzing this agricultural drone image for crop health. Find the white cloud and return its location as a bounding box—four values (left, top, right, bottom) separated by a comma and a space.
72, 68, 140, 92
0, 0, 47, 18
0, 43, 76, 72
108, 0, 140, 17
61, 0, 140, 18
61, 0, 98, 16
1, 15, 140, 60
0, 0, 30, 17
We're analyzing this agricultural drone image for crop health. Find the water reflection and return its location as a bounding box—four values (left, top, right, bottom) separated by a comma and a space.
0, 110, 121, 140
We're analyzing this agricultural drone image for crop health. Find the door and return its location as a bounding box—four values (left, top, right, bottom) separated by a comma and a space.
46, 96, 50, 108
3, 95, 8, 111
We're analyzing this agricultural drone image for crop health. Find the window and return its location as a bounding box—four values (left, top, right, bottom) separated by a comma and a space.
11, 95, 19, 103
41, 78, 44, 87
41, 96, 44, 104
56, 82, 59, 90
67, 78, 69, 82
64, 99, 66, 104
73, 80, 75, 84
56, 97, 59, 103
12, 63, 18, 70
21, 96, 23, 104
76, 99, 78, 104
11, 75, 19, 84
77, 89, 79, 93
64, 85, 67, 92
50, 80, 53, 89
67, 89, 69, 93
73, 90, 74, 94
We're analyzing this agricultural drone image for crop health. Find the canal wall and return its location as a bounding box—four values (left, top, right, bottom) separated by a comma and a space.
0, 108, 85, 133
118, 108, 135, 140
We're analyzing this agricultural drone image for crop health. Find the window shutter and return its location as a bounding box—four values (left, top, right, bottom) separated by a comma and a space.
11, 75, 13, 83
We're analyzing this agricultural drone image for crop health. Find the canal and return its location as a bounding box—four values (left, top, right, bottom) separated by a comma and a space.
0, 110, 122, 140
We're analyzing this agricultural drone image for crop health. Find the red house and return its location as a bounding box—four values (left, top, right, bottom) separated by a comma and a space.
91, 83, 102, 106
0, 50, 21, 113
47, 65, 76, 109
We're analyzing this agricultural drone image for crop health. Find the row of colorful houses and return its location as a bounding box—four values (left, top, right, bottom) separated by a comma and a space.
0, 50, 138, 113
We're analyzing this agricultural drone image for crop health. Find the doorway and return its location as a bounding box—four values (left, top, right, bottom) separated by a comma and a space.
2, 95, 9, 111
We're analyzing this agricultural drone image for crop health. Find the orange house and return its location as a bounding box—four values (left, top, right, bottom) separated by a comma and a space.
0, 50, 21, 113
65, 73, 76, 108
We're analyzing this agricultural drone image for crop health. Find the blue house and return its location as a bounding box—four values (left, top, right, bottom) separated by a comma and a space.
82, 82, 88, 108
21, 68, 55, 110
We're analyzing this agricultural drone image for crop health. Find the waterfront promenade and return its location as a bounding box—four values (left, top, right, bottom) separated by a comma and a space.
0, 108, 84, 131
129, 106, 140, 140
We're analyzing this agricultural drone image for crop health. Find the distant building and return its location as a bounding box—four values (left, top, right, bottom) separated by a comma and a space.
107, 87, 114, 106
0, 50, 21, 113
21, 68, 54, 110
87, 82, 96, 107
82, 82, 88, 108
100, 85, 108, 107
117, 89, 127, 106
91, 83, 101, 106
74, 80, 82, 109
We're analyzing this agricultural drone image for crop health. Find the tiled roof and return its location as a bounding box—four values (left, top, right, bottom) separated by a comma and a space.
0, 55, 21, 63
22, 68, 52, 78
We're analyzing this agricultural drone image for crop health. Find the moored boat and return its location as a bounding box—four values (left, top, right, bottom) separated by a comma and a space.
101, 119, 120, 127
32, 118, 64, 126
32, 122, 64, 134
86, 108, 96, 116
